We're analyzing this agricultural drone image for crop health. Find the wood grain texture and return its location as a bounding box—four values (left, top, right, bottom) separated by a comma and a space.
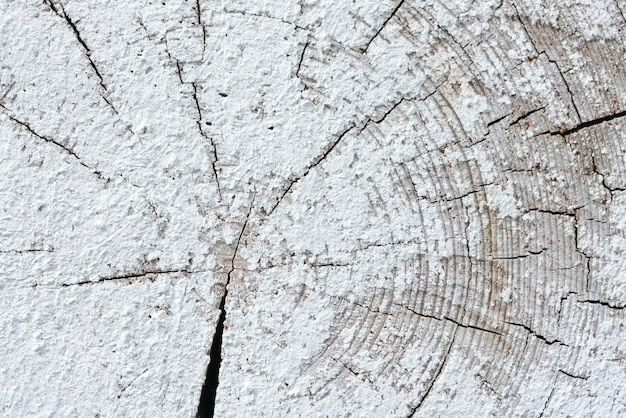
1, 0, 625, 416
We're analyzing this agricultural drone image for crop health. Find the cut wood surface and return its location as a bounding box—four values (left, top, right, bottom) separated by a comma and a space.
1, 0, 626, 416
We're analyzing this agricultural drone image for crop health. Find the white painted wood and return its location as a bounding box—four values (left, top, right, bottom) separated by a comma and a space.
1, 0, 626, 416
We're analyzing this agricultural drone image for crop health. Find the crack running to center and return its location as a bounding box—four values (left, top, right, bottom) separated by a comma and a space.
196, 200, 253, 417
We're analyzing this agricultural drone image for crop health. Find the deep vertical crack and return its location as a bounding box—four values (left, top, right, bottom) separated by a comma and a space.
196, 289, 226, 418
197, 199, 253, 418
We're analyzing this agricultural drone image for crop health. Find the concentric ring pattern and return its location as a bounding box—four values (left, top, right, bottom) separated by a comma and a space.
1, 0, 626, 416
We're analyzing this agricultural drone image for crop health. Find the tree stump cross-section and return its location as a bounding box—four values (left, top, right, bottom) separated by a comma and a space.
1, 0, 626, 417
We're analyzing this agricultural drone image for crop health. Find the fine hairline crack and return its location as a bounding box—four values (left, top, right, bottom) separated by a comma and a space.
195, 0, 207, 56
408, 327, 458, 417
191, 82, 223, 200
360, 0, 406, 54
1, 107, 110, 182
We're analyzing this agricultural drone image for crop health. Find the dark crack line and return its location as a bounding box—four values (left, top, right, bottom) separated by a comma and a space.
404, 305, 503, 336
43, 0, 59, 14
267, 124, 355, 215
508, 106, 545, 127
267, 82, 444, 215
416, 181, 495, 205
355, 237, 422, 252
408, 327, 457, 417
267, 83, 444, 216
591, 153, 626, 195
61, 268, 199, 287
486, 111, 512, 128
555, 109, 626, 136
309, 261, 353, 268
356, 99, 406, 136
492, 248, 547, 260
511, 4, 541, 57
49, 1, 117, 113
578, 299, 626, 310
360, 0, 406, 53
192, 82, 222, 199
197, 198, 254, 418
296, 40, 310, 78
195, 0, 207, 56
196, 289, 226, 418
333, 295, 391, 316
163, 38, 186, 85
396, 304, 441, 322
378, 303, 503, 337
117, 369, 149, 398
174, 59, 185, 84
331, 357, 360, 377
617, 0, 626, 23
559, 369, 589, 380
0, 248, 54, 254
571, 211, 594, 291
538, 385, 556, 418
443, 316, 502, 336
523, 207, 579, 217
357, 81, 443, 136
2, 108, 109, 181
8, 114, 78, 158
544, 52, 581, 122
505, 321, 567, 346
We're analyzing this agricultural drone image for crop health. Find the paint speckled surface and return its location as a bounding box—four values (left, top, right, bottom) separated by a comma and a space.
2, 0, 626, 416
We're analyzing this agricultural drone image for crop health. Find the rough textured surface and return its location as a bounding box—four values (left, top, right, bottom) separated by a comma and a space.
2, 0, 626, 416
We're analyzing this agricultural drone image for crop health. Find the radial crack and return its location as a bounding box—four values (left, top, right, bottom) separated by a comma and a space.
47, 1, 117, 113
512, 5, 581, 123
2, 109, 109, 181
542, 52, 581, 122
195, 0, 207, 56
117, 369, 149, 398
196, 199, 254, 418
492, 248, 546, 260
0, 248, 54, 254
486, 111, 512, 128
268, 124, 355, 215
192, 83, 222, 199
61, 268, 198, 287
360, 0, 406, 53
